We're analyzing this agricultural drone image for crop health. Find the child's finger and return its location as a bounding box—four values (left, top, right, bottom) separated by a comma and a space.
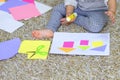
105, 11, 116, 24
109, 15, 115, 23
61, 21, 66, 25
111, 16, 115, 23
105, 11, 110, 17
105, 11, 109, 15
60, 18, 66, 22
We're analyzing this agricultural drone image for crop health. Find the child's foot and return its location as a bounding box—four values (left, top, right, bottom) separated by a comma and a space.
32, 29, 54, 39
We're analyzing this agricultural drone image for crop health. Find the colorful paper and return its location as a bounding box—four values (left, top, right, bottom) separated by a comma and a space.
23, 0, 34, 4
80, 40, 89, 45
92, 40, 103, 48
50, 32, 110, 56
18, 40, 51, 59
78, 46, 90, 50
63, 41, 74, 48
0, 10, 24, 33
0, 38, 21, 60
9, 3, 40, 20
0, 0, 28, 13
59, 47, 75, 53
35, 1, 52, 14
0, 2, 5, 6
59, 41, 75, 53
0, 0, 5, 2
91, 45, 107, 51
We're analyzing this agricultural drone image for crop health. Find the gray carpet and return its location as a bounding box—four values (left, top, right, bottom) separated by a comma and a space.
0, 0, 120, 80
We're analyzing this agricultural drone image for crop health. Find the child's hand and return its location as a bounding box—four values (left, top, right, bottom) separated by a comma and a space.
60, 13, 76, 25
60, 17, 76, 25
60, 18, 68, 25
105, 10, 116, 24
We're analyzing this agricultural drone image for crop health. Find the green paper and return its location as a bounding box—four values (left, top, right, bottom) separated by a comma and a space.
78, 46, 90, 50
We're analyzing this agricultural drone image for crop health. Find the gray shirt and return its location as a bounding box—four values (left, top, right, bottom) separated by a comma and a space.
64, 0, 108, 11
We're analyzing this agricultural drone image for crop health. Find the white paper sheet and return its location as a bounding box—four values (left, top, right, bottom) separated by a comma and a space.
0, 10, 24, 33
0, 2, 5, 6
50, 32, 110, 56
35, 1, 52, 14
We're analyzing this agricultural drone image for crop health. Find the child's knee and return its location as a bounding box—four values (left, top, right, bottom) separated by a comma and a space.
89, 29, 102, 33
87, 25, 103, 33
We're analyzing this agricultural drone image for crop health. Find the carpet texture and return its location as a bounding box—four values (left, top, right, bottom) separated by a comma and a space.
0, 0, 120, 80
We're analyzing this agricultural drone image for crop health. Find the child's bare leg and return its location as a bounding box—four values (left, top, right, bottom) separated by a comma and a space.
32, 29, 54, 39
32, 3, 66, 39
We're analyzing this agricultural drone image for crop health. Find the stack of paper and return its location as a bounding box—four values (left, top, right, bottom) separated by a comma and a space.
0, 0, 28, 13
18, 40, 51, 59
0, 0, 52, 33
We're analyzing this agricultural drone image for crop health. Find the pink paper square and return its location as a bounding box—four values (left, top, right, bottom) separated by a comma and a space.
23, 0, 34, 4
63, 41, 74, 48
80, 40, 89, 45
9, 3, 41, 20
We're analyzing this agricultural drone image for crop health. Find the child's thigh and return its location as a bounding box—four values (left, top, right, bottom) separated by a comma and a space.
86, 11, 108, 32
87, 11, 108, 25
74, 10, 108, 32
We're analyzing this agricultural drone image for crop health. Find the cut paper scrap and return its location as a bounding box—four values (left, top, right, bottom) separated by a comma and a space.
59, 41, 75, 53
80, 40, 89, 45
91, 45, 107, 52
0, 38, 21, 60
35, 1, 52, 14
63, 41, 74, 48
9, 3, 41, 20
0, 0, 5, 2
92, 40, 104, 48
0, 0, 28, 13
78, 46, 90, 50
23, 0, 34, 4
0, 10, 24, 33
59, 48, 75, 53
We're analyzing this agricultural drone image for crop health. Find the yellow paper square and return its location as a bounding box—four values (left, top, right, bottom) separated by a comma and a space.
0, 0, 6, 2
18, 40, 51, 54
92, 40, 103, 48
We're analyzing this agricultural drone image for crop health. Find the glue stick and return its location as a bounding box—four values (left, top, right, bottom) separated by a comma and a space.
66, 13, 77, 22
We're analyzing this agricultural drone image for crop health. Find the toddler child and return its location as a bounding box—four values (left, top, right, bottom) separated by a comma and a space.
32, 0, 116, 39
